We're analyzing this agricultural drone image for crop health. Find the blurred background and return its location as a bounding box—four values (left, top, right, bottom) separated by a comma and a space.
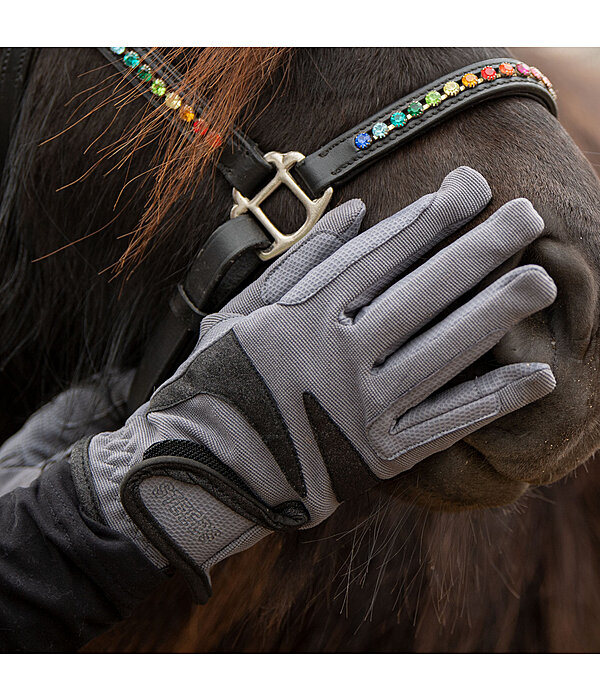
514, 48, 600, 176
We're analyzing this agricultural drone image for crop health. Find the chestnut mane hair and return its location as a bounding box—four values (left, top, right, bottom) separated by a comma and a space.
91, 47, 293, 275
1, 47, 599, 652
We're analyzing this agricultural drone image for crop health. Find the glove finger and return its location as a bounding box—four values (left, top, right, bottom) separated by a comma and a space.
279, 166, 491, 308
353, 197, 544, 350
220, 199, 366, 316
366, 264, 557, 415
368, 362, 556, 475
259, 198, 366, 305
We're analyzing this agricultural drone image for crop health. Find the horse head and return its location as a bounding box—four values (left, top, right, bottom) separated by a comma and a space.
2, 47, 599, 651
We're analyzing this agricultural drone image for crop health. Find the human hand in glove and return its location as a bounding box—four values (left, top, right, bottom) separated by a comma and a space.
71, 166, 557, 602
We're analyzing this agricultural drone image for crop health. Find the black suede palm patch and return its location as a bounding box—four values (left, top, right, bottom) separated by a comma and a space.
148, 330, 306, 496
303, 392, 380, 503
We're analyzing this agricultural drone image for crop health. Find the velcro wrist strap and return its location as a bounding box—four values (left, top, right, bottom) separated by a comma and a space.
120, 440, 308, 603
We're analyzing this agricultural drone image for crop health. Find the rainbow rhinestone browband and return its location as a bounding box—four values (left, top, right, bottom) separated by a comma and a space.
105, 49, 556, 162
353, 61, 555, 150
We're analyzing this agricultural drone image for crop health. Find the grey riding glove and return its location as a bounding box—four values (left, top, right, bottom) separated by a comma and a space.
71, 167, 557, 601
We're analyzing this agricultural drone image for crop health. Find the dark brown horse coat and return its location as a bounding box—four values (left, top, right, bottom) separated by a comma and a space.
0, 47, 599, 652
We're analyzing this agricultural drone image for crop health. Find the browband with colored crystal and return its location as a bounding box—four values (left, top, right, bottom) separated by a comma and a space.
102, 49, 557, 202
98, 48, 272, 197
353, 62, 555, 151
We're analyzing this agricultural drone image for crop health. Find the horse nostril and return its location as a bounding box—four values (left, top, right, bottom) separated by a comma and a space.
525, 237, 599, 353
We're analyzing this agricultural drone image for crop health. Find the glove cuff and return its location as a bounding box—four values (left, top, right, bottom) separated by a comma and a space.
70, 436, 107, 525
120, 440, 309, 603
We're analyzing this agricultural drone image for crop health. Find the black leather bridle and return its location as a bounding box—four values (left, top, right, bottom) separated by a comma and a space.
0, 48, 558, 412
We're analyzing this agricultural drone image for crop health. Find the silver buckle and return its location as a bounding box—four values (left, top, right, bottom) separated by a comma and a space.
230, 151, 333, 261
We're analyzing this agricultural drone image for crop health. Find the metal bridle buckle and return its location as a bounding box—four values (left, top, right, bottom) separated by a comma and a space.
230, 151, 333, 261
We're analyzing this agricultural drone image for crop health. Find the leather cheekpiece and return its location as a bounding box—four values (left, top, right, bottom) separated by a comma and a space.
126, 214, 269, 412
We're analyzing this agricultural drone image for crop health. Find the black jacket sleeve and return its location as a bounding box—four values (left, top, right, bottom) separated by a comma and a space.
0, 458, 167, 652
